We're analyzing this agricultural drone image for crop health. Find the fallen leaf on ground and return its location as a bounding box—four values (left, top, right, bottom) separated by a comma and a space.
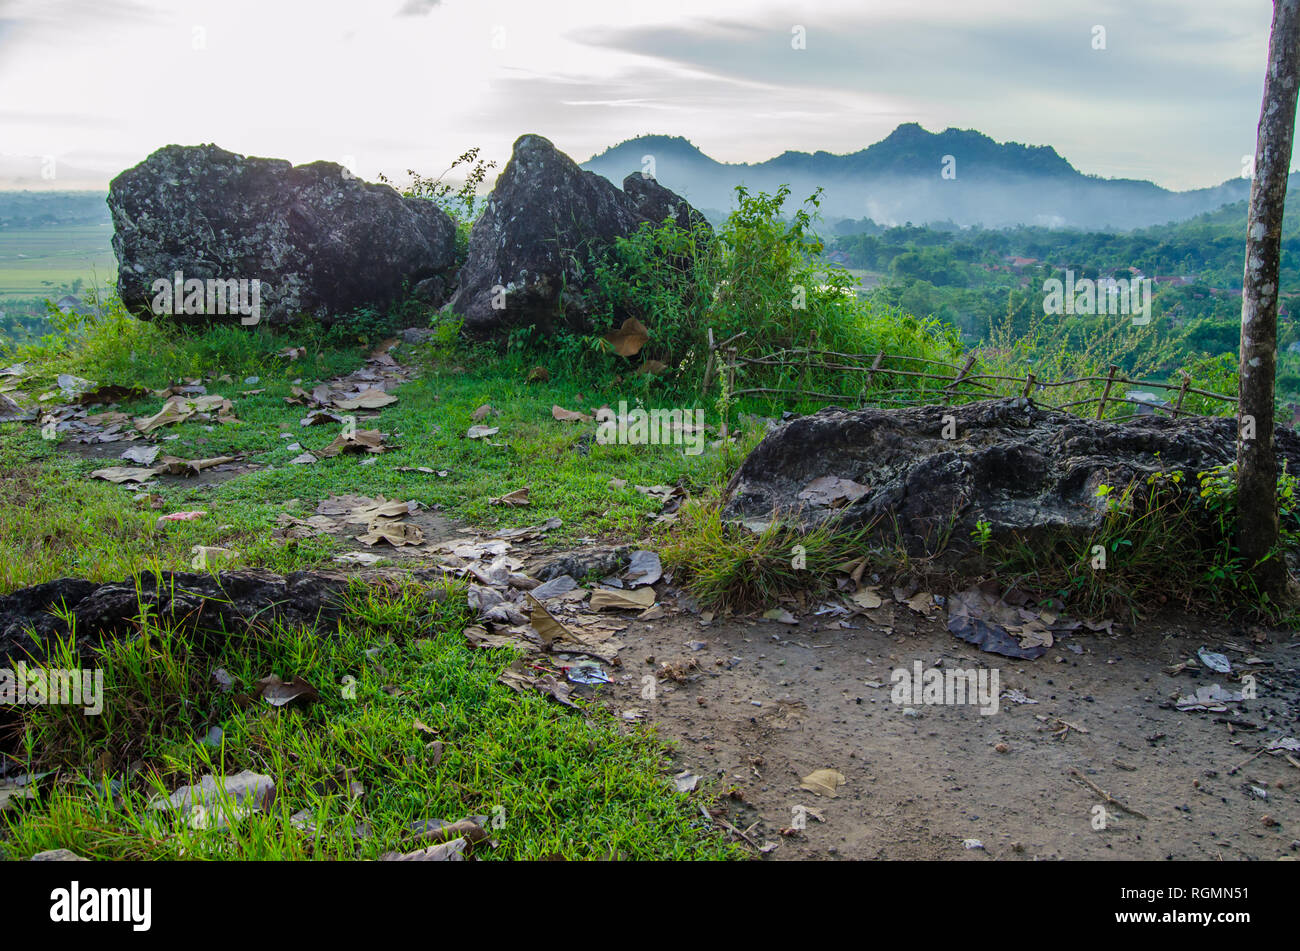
357, 520, 425, 547
317, 428, 386, 458
634, 484, 685, 503
381, 838, 468, 861
255, 675, 319, 708
331, 389, 397, 411
91, 466, 158, 484
526, 593, 575, 648
149, 770, 275, 828
119, 445, 161, 466
849, 586, 883, 609
799, 768, 846, 797
551, 405, 593, 423
590, 587, 657, 611
135, 394, 233, 432
490, 486, 531, 507
345, 497, 416, 523
300, 410, 344, 427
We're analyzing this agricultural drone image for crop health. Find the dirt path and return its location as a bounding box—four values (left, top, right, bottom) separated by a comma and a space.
602, 603, 1300, 860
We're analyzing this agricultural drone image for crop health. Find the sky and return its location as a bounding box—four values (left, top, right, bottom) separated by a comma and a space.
0, 0, 1287, 192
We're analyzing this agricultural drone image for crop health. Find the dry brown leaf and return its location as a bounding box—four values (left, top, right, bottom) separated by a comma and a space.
601, 317, 649, 357
551, 405, 593, 423
849, 586, 883, 610
331, 390, 397, 411
90, 466, 157, 484
799, 768, 846, 797
345, 498, 414, 523
316, 429, 385, 458
490, 486, 531, 507
357, 520, 425, 547
255, 675, 319, 708
526, 593, 575, 649
135, 394, 232, 433
589, 587, 657, 611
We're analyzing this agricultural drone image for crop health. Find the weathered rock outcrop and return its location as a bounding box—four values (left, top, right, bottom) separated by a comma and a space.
723, 398, 1300, 556
0, 570, 350, 666
621, 173, 710, 231
446, 134, 705, 335
109, 144, 457, 327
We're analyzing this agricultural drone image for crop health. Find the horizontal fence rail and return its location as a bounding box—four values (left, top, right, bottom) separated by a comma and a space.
705, 337, 1238, 422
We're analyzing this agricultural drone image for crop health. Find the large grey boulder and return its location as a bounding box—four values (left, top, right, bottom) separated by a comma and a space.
722, 398, 1300, 557
622, 172, 710, 231
446, 134, 705, 336
109, 144, 457, 327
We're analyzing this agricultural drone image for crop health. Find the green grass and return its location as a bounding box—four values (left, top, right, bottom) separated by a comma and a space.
2, 579, 739, 860
0, 307, 750, 589
661, 502, 889, 611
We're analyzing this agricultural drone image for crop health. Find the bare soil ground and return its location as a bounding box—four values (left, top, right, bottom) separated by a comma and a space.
600, 599, 1300, 860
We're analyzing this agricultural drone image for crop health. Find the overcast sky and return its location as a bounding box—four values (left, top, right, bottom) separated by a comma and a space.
0, 0, 1288, 192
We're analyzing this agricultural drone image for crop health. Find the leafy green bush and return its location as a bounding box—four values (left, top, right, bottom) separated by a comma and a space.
581, 185, 962, 403
997, 462, 1300, 619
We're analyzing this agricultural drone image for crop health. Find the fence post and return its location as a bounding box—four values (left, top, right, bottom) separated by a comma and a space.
865, 350, 885, 386
1096, 364, 1119, 419
720, 346, 737, 438
1173, 372, 1190, 417
1022, 372, 1036, 399
946, 355, 977, 402
701, 328, 716, 396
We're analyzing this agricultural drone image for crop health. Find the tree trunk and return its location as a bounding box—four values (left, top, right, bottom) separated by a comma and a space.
1238, 0, 1300, 596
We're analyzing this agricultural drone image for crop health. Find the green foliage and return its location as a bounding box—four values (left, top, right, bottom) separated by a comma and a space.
995, 463, 1300, 620
661, 503, 884, 611
577, 185, 961, 404
4, 580, 740, 860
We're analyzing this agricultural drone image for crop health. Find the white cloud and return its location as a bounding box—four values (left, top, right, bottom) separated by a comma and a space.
0, 0, 1285, 191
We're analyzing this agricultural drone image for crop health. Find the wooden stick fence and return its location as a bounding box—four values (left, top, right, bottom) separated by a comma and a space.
706, 340, 1238, 422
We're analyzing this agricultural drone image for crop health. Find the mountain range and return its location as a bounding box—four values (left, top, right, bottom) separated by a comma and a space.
581, 124, 1281, 231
